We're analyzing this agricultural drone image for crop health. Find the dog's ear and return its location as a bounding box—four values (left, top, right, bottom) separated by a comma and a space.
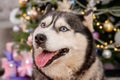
83, 10, 94, 32
44, 4, 53, 14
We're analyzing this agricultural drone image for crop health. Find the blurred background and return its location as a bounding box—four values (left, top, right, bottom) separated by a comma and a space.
0, 0, 18, 57
0, 0, 120, 80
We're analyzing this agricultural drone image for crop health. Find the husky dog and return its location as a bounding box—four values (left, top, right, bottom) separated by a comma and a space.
32, 9, 104, 80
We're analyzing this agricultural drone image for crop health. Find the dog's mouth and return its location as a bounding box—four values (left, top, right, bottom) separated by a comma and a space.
35, 48, 69, 68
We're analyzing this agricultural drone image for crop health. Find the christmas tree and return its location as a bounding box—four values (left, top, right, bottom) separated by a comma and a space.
71, 0, 120, 76
3, 0, 120, 78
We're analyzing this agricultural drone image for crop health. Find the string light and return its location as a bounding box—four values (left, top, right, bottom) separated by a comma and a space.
19, 0, 28, 7
9, 63, 14, 68
25, 59, 30, 64
104, 42, 108, 46
105, 20, 109, 23
114, 47, 118, 51
81, 11, 85, 15
94, 18, 120, 32
93, 7, 97, 11
93, 15, 120, 32
23, 13, 27, 17
110, 40, 113, 44
113, 28, 117, 31
93, 14, 96, 19
89, 14, 116, 50
100, 45, 104, 48
30, 49, 33, 53
25, 16, 30, 20
99, 25, 103, 29
96, 44, 100, 48
96, 22, 100, 26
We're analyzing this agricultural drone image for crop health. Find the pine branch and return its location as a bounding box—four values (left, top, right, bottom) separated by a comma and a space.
74, 0, 86, 9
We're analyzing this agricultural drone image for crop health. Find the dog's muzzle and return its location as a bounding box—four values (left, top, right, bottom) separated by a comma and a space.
34, 33, 70, 68
35, 33, 47, 46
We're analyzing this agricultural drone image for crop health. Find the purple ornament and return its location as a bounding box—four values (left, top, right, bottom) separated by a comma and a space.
3, 50, 13, 61
9, 76, 30, 80
93, 32, 100, 40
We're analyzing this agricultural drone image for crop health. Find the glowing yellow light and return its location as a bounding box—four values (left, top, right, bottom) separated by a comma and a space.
81, 11, 85, 15
104, 42, 108, 46
96, 22, 100, 26
23, 13, 27, 17
113, 28, 117, 31
110, 40, 113, 44
93, 7, 97, 11
93, 14, 96, 19
114, 48, 118, 51
99, 26, 103, 29
30, 49, 33, 53
96, 44, 100, 48
100, 45, 104, 48
105, 20, 109, 23
25, 16, 30, 20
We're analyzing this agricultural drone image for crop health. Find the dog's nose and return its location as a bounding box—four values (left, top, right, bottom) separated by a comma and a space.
35, 34, 47, 44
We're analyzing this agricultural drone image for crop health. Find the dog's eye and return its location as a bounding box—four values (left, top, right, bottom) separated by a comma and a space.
59, 26, 69, 32
41, 22, 46, 28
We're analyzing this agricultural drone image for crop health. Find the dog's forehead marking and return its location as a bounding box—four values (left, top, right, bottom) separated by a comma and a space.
41, 16, 53, 27
41, 12, 61, 28
55, 17, 71, 29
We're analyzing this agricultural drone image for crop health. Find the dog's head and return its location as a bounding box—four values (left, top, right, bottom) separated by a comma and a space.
32, 10, 94, 71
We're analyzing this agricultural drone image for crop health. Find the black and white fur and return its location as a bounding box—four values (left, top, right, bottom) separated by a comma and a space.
32, 10, 104, 80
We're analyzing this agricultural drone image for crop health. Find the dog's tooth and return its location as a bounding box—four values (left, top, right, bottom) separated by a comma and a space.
35, 47, 43, 54
38, 47, 42, 50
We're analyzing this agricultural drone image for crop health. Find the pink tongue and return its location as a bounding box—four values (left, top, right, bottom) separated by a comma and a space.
35, 52, 54, 67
